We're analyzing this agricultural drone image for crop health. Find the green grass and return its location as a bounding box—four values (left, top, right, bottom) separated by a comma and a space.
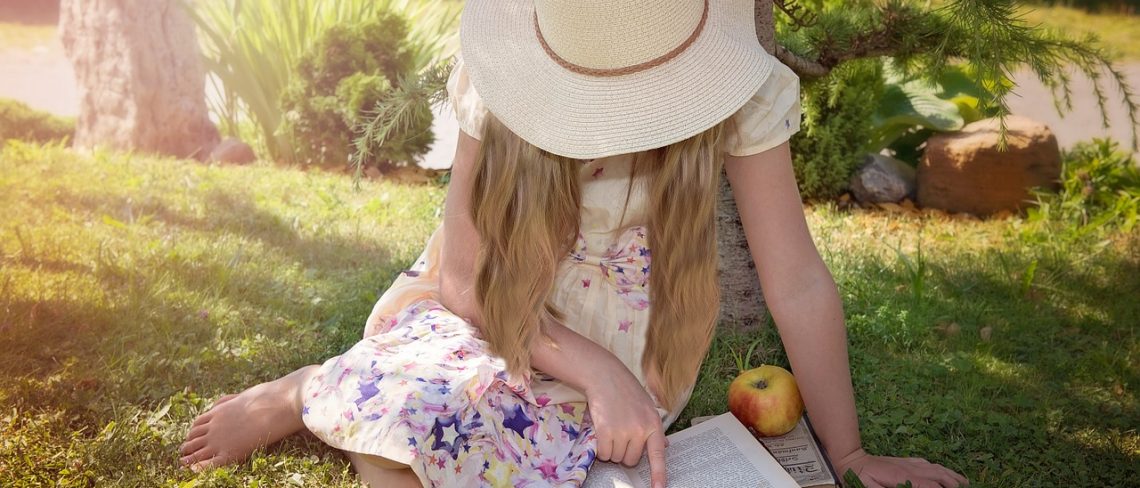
1018, 4, 1140, 61
2, 142, 1138, 486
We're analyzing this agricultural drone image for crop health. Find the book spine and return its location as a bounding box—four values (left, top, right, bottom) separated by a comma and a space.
802, 414, 842, 484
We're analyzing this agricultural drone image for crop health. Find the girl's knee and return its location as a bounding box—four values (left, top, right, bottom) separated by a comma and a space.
344, 451, 421, 488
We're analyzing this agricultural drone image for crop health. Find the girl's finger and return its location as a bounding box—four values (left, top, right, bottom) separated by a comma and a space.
861, 477, 887, 488
645, 430, 668, 488
610, 437, 630, 466
931, 465, 968, 487
596, 435, 613, 462
946, 467, 970, 486
621, 438, 644, 467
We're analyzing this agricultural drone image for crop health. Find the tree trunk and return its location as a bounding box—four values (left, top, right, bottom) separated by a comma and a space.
59, 0, 218, 159
716, 0, 778, 331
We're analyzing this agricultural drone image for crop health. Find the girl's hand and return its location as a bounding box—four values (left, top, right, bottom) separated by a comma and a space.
585, 364, 669, 488
836, 448, 969, 488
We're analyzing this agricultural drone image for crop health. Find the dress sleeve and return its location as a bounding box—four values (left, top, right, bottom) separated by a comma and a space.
446, 55, 489, 140
721, 61, 803, 157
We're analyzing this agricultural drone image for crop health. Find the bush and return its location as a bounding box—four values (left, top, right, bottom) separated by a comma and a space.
1027, 138, 1139, 234
281, 15, 434, 168
0, 99, 74, 144
191, 0, 459, 162
790, 60, 884, 200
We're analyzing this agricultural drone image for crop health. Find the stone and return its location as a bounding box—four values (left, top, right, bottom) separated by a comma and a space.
59, 0, 219, 160
918, 116, 1061, 216
209, 138, 256, 164
850, 153, 916, 204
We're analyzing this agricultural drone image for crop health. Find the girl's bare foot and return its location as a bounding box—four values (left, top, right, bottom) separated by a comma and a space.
179, 365, 317, 471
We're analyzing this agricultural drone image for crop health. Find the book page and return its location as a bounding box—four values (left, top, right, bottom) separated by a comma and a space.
582, 459, 636, 488
691, 415, 837, 488
589, 412, 800, 488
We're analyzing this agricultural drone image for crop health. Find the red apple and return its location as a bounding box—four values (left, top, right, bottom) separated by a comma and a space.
727, 364, 804, 437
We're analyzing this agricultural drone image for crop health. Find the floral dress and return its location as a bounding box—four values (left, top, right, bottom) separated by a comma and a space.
300, 55, 802, 487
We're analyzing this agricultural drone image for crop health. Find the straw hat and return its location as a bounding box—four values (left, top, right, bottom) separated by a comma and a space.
459, 0, 776, 159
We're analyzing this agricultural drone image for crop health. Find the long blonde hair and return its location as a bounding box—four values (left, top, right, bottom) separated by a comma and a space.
470, 115, 725, 412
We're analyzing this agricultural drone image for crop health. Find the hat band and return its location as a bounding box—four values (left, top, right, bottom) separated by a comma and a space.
533, 0, 710, 78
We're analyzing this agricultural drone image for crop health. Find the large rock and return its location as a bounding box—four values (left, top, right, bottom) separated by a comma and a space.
209, 137, 256, 165
918, 116, 1061, 216
850, 153, 916, 204
59, 0, 219, 159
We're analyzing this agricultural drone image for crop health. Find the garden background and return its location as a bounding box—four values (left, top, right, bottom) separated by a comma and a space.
1, 0, 1137, 486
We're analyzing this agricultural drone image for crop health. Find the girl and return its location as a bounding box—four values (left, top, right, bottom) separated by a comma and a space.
180, 1, 971, 487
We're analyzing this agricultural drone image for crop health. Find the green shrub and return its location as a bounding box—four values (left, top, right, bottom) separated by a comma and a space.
281, 15, 434, 168
790, 60, 884, 200
190, 0, 459, 161
0, 99, 74, 144
1027, 138, 1139, 234
868, 63, 1003, 166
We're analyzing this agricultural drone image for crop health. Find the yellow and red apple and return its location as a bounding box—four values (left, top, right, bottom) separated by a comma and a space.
727, 365, 804, 437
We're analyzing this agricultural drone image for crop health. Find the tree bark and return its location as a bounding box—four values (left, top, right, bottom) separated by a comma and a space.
60, 0, 218, 159
715, 0, 779, 331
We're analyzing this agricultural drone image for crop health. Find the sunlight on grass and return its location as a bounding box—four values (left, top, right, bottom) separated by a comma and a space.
1, 141, 1137, 485
1018, 5, 1140, 61
0, 22, 56, 50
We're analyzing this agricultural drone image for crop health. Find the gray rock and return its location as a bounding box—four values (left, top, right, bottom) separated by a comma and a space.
209, 138, 256, 164
850, 154, 916, 204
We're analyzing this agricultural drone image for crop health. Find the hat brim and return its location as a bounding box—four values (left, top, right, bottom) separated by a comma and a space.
460, 0, 775, 159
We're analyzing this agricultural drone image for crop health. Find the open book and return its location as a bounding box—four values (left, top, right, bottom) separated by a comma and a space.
581, 413, 801, 488
691, 414, 839, 488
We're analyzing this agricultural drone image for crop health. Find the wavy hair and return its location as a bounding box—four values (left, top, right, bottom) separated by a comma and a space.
470, 114, 725, 412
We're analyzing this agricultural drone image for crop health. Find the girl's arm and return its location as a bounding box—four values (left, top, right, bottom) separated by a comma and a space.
439, 132, 670, 487
724, 142, 968, 488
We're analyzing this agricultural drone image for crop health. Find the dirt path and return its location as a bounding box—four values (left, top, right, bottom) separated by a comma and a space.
2, 25, 1135, 163
1007, 64, 1140, 152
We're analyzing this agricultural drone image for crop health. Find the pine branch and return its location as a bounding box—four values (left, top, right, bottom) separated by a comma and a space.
350, 59, 453, 189
777, 0, 1140, 148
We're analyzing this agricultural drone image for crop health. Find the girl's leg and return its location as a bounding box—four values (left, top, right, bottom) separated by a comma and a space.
180, 365, 320, 471
345, 452, 423, 488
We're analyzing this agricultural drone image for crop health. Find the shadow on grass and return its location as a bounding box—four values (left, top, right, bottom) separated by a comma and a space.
0, 185, 413, 420
682, 230, 1139, 486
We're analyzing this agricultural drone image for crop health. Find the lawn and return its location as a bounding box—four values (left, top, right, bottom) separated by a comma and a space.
1017, 4, 1140, 61
1, 141, 1137, 486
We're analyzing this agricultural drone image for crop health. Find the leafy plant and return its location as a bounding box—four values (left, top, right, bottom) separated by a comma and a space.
1026, 138, 1140, 235
281, 15, 433, 168
0, 98, 74, 144
772, 0, 1138, 199
789, 59, 884, 199
188, 0, 459, 161
867, 63, 1004, 165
